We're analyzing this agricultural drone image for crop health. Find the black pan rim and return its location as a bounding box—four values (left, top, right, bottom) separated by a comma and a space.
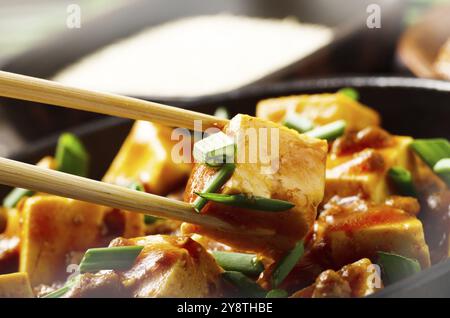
130, 76, 450, 105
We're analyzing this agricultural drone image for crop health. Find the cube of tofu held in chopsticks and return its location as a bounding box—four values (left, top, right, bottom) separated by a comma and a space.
325, 130, 414, 203
309, 196, 431, 270
103, 120, 192, 195
19, 195, 106, 286
183, 114, 327, 255
256, 92, 380, 132
0, 272, 34, 298
291, 258, 382, 298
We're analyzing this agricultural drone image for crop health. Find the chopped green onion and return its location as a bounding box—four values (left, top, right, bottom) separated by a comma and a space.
271, 240, 304, 288
283, 113, 314, 133
433, 158, 450, 185
214, 107, 229, 119
212, 251, 264, 276
144, 215, 159, 224
128, 182, 145, 192
193, 163, 235, 213
195, 193, 294, 212
305, 120, 346, 141
127, 182, 160, 224
221, 271, 266, 298
42, 285, 72, 298
3, 188, 34, 208
55, 133, 89, 177
266, 289, 289, 298
388, 166, 417, 197
42, 275, 79, 298
377, 251, 421, 285
79, 246, 143, 273
338, 87, 359, 100
410, 139, 450, 169
193, 131, 235, 166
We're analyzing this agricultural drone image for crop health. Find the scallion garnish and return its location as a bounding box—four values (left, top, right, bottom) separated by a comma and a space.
221, 271, 266, 298
42, 275, 79, 298
3, 133, 90, 208
214, 107, 229, 119
128, 182, 144, 192
79, 246, 144, 273
433, 158, 450, 185
195, 192, 294, 212
283, 113, 314, 133
212, 251, 264, 276
127, 182, 159, 224
192, 163, 235, 213
144, 215, 159, 224
55, 133, 89, 177
388, 166, 417, 197
271, 240, 304, 288
2, 187, 34, 208
410, 139, 450, 169
266, 289, 289, 298
193, 131, 235, 166
338, 87, 359, 100
305, 120, 346, 141
42, 285, 72, 298
377, 251, 421, 285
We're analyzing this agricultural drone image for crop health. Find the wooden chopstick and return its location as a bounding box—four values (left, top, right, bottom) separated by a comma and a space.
0, 71, 229, 131
0, 157, 240, 232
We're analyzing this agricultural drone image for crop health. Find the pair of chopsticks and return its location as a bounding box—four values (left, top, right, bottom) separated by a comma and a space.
0, 71, 243, 233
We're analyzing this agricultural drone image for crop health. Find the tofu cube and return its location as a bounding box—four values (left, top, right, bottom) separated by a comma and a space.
19, 196, 106, 286
325, 136, 414, 203
109, 235, 223, 297
310, 197, 431, 269
0, 272, 34, 298
103, 120, 192, 195
184, 114, 327, 254
256, 93, 380, 132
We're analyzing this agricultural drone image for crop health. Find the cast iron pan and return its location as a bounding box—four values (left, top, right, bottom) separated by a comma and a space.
1, 77, 449, 297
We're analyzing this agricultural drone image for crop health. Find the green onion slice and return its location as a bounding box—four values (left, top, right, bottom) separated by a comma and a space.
283, 113, 314, 133
127, 182, 159, 224
433, 158, 450, 185
128, 182, 145, 192
42, 275, 80, 298
338, 87, 359, 100
193, 131, 235, 166
222, 271, 266, 298
3, 188, 34, 208
377, 251, 421, 285
192, 163, 235, 213
212, 251, 264, 276
388, 166, 417, 197
271, 240, 304, 288
266, 289, 289, 298
55, 133, 89, 177
79, 246, 144, 273
214, 107, 229, 119
305, 120, 346, 141
195, 192, 294, 212
410, 139, 450, 168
